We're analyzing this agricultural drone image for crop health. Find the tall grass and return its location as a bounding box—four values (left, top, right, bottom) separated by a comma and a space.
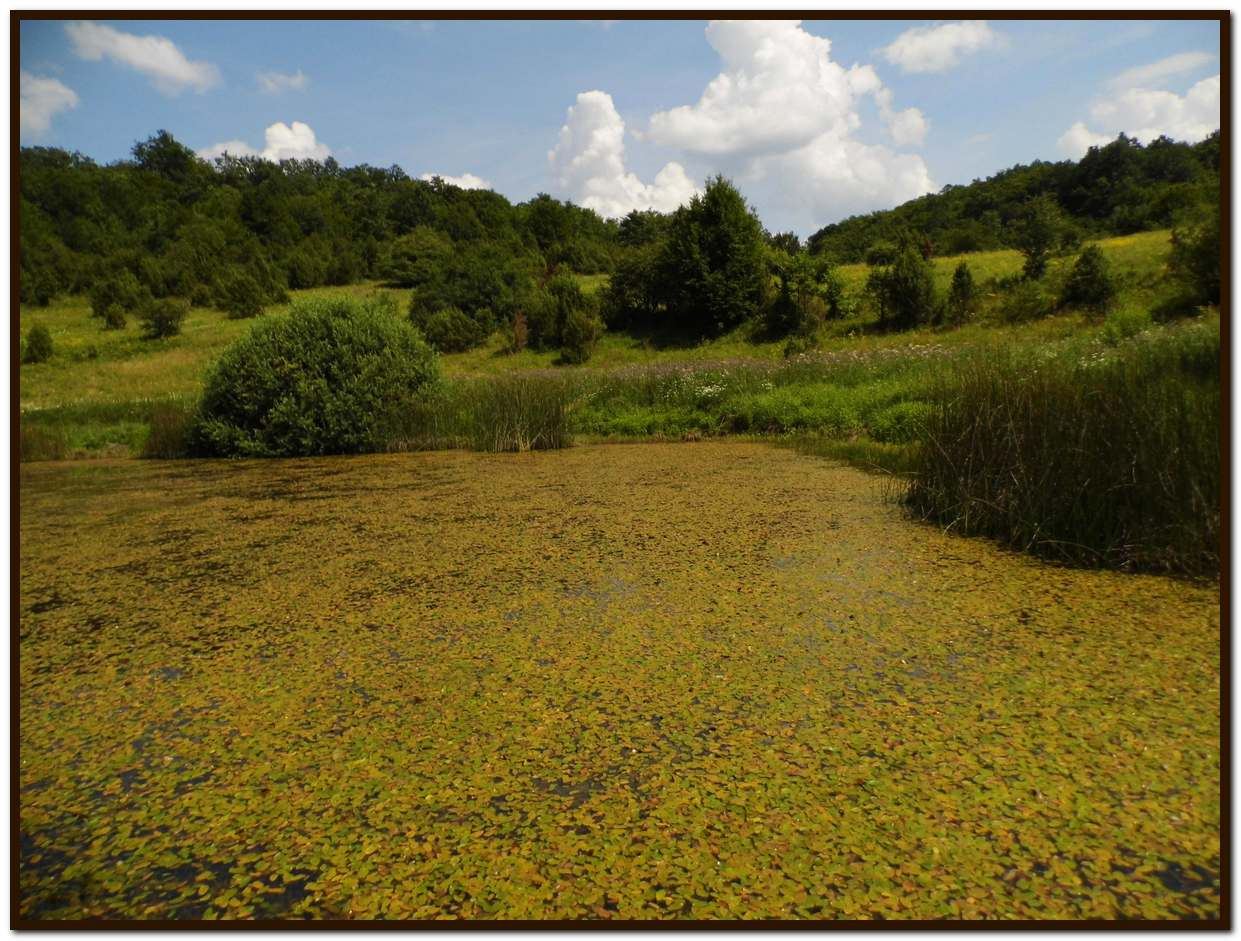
384, 372, 576, 453
905, 321, 1219, 574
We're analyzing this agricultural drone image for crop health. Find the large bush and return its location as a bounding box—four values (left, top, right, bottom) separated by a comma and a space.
138, 298, 189, 339
1060, 245, 1117, 315
193, 297, 439, 457
416, 305, 486, 353
866, 243, 936, 331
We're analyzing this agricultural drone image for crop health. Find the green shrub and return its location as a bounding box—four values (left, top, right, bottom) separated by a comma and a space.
944, 261, 977, 326
1166, 208, 1220, 310
417, 306, 486, 353
1060, 245, 1117, 315
139, 298, 189, 339
103, 303, 127, 330
1099, 306, 1152, 346
999, 279, 1055, 323
89, 271, 147, 321
193, 296, 439, 457
22, 324, 53, 364
559, 304, 603, 365
218, 271, 266, 319
866, 244, 936, 331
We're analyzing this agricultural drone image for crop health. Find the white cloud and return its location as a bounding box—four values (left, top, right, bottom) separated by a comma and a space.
1107, 51, 1216, 91
65, 21, 219, 95
767, 135, 935, 222
257, 69, 308, 94
418, 172, 492, 190
646, 21, 888, 157
874, 86, 928, 148
881, 20, 1000, 74
549, 90, 698, 218
1058, 72, 1220, 157
198, 121, 331, 162
20, 71, 79, 137
1057, 121, 1114, 158
636, 20, 932, 222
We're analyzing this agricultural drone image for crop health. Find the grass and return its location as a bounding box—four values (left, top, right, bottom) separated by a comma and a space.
16, 229, 1186, 463
906, 317, 1219, 575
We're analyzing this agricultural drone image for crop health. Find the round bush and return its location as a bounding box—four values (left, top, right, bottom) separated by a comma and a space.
416, 306, 486, 353
23, 324, 53, 364
193, 297, 438, 457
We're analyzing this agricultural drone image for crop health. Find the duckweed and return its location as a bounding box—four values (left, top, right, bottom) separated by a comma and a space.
18, 443, 1219, 920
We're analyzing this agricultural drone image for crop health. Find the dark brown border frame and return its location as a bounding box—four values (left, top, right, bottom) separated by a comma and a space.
11, 10, 1231, 930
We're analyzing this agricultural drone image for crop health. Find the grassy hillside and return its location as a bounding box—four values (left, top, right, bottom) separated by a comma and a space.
16, 229, 1186, 458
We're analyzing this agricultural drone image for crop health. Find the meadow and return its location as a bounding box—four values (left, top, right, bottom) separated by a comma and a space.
17, 230, 1180, 456
18, 443, 1220, 920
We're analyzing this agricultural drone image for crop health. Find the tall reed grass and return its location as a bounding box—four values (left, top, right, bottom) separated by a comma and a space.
383, 372, 577, 453
905, 321, 1219, 574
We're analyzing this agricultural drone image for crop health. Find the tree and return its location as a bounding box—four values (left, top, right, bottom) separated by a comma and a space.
1060, 245, 1117, 315
866, 242, 937, 331
945, 261, 978, 325
658, 176, 767, 337
1014, 194, 1066, 280
1168, 207, 1220, 307
139, 298, 189, 339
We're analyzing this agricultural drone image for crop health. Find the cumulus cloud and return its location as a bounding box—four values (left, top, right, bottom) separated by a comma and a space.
20, 71, 79, 137
634, 20, 932, 222
645, 21, 917, 157
257, 69, 308, 94
881, 20, 1000, 74
65, 21, 219, 95
198, 121, 331, 162
418, 172, 492, 190
549, 90, 698, 218
1058, 69, 1220, 158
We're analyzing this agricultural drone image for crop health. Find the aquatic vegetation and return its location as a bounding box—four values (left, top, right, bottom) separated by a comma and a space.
19, 444, 1219, 920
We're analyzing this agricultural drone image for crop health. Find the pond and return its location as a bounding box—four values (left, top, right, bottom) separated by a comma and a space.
18, 442, 1220, 919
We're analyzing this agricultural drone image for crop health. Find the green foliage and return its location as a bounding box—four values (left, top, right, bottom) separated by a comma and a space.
23, 324, 54, 364
809, 132, 1220, 263
218, 270, 266, 320
193, 296, 439, 457
1167, 206, 1220, 308
945, 261, 978, 325
139, 298, 190, 339
907, 324, 1219, 573
559, 303, 603, 365
1060, 245, 1117, 314
1014, 194, 1065, 280
141, 400, 196, 458
103, 304, 127, 331
766, 251, 837, 339
866, 243, 937, 331
999, 279, 1055, 323
1100, 306, 1153, 346
658, 175, 767, 337
90, 271, 148, 322
600, 243, 662, 331
417, 306, 487, 353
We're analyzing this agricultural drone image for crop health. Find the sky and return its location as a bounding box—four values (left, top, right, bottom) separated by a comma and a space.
18, 17, 1223, 236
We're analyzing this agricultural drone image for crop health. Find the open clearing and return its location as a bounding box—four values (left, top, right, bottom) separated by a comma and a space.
18, 443, 1219, 919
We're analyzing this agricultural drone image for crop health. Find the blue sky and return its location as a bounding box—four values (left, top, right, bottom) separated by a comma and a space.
19, 17, 1222, 235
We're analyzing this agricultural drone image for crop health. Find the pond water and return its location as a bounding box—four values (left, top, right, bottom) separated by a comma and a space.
19, 442, 1220, 919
